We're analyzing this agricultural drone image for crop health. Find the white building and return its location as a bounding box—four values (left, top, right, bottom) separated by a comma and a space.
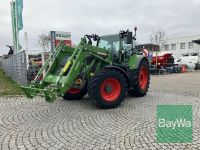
163, 35, 200, 58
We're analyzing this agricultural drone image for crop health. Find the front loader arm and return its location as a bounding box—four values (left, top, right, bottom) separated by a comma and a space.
58, 46, 88, 95
58, 42, 112, 95
32, 42, 70, 84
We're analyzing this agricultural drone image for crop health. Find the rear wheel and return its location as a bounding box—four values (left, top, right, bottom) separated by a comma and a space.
88, 69, 127, 109
128, 59, 150, 97
63, 85, 87, 100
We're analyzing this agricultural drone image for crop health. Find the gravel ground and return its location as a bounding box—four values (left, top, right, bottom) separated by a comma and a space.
0, 72, 200, 150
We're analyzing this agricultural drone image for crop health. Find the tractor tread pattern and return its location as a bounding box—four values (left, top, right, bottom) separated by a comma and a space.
88, 69, 127, 109
128, 59, 150, 97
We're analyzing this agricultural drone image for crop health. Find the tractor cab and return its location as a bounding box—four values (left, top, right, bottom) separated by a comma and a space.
97, 28, 137, 64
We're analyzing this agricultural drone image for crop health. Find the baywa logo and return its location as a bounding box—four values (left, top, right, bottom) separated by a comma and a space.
158, 118, 192, 129
156, 105, 192, 143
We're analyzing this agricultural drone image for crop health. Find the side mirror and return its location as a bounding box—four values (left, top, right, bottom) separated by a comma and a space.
126, 32, 133, 44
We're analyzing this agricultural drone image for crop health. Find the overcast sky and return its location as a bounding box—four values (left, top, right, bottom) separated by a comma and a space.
0, 0, 200, 54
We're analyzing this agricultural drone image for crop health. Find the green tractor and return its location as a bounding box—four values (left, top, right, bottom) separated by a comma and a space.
22, 28, 150, 109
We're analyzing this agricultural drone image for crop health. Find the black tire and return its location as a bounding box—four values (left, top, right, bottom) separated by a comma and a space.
88, 69, 127, 109
63, 85, 87, 100
128, 59, 150, 97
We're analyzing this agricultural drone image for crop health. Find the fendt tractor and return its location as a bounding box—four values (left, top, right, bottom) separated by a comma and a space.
22, 28, 150, 109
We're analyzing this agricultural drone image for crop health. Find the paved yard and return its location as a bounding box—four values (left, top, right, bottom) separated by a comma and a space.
0, 72, 200, 150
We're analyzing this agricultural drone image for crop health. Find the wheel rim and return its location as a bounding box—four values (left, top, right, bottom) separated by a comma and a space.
100, 78, 121, 102
139, 66, 148, 90
68, 88, 81, 94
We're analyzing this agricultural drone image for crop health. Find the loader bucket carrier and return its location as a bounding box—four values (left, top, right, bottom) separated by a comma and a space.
22, 28, 150, 109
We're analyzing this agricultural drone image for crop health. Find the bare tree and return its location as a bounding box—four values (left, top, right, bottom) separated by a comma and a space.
38, 34, 51, 52
150, 29, 167, 50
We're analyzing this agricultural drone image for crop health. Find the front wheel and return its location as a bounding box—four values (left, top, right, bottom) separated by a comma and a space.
63, 85, 87, 100
128, 59, 150, 97
88, 69, 127, 109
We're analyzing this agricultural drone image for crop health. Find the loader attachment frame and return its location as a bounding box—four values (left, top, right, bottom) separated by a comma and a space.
22, 37, 112, 102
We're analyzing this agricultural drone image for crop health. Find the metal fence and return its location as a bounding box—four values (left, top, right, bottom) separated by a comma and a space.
2, 50, 27, 85
0, 60, 2, 69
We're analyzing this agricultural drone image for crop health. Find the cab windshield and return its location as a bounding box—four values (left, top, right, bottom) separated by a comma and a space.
98, 34, 132, 53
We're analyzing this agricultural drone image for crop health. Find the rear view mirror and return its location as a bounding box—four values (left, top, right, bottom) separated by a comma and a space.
126, 32, 132, 44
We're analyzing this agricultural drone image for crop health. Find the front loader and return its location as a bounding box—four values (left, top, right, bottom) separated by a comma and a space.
22, 28, 150, 109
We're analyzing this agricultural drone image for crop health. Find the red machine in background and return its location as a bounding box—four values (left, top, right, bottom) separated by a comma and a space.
151, 51, 174, 67
151, 51, 187, 74
136, 44, 185, 74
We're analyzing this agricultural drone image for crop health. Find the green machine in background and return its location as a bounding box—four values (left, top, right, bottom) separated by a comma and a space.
22, 28, 150, 109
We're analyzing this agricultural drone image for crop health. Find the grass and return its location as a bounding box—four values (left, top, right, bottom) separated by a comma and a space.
0, 69, 24, 96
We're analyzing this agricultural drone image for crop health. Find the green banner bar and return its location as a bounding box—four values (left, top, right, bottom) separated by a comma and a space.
16, 0, 23, 30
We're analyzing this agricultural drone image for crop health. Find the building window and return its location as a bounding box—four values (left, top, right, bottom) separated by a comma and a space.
171, 44, 176, 50
180, 43, 185, 49
188, 42, 193, 49
182, 54, 189, 56
191, 53, 198, 56
164, 44, 169, 50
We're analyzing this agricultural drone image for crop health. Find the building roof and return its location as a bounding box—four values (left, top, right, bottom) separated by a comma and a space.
167, 35, 200, 40
136, 43, 159, 47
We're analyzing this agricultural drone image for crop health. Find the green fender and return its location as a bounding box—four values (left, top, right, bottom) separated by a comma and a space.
127, 54, 149, 69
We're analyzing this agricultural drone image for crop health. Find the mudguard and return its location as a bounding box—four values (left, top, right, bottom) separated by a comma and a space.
127, 54, 149, 69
